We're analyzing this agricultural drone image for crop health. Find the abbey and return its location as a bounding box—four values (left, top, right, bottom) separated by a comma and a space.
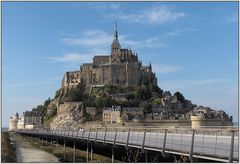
62, 23, 157, 88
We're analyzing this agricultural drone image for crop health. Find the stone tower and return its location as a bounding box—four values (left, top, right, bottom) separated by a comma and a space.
110, 21, 121, 63
8, 113, 19, 131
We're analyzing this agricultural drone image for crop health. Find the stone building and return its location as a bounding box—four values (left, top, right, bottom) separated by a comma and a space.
102, 106, 122, 124
102, 106, 144, 123
102, 109, 112, 123
121, 107, 144, 121
23, 111, 43, 126
9, 111, 43, 130
61, 22, 157, 90
17, 117, 25, 130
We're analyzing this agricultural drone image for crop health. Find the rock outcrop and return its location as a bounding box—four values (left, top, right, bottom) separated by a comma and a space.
50, 106, 85, 130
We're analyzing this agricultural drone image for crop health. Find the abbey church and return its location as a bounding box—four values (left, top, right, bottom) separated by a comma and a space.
61, 23, 157, 88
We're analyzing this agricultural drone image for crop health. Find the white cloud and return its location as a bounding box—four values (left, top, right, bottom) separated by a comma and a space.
48, 53, 93, 63
61, 30, 113, 47
59, 27, 197, 61
153, 64, 184, 74
61, 29, 169, 50
164, 28, 198, 36
111, 5, 186, 25
123, 36, 169, 49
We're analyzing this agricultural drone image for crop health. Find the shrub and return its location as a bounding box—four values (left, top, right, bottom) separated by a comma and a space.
140, 101, 152, 113
55, 89, 61, 98
174, 91, 185, 103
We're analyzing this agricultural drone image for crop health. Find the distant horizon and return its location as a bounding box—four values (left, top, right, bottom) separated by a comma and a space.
2, 2, 238, 127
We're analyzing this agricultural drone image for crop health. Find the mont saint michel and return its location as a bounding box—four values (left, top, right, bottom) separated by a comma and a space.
3, 2, 238, 163
9, 23, 233, 131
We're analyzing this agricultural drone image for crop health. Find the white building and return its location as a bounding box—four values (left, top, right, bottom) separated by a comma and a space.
102, 106, 122, 124
8, 113, 19, 131
9, 111, 43, 131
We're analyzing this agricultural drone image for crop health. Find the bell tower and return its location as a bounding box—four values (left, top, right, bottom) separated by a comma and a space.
111, 21, 121, 63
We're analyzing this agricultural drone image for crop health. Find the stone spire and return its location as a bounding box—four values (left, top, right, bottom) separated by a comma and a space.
114, 20, 118, 40
111, 20, 121, 56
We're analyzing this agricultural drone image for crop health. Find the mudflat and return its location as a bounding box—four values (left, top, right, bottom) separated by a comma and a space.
14, 135, 59, 163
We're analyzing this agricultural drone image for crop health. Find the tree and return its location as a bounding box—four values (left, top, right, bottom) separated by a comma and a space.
134, 86, 151, 101
150, 84, 163, 94
67, 88, 81, 101
45, 107, 57, 120
55, 89, 61, 98
140, 101, 152, 113
142, 86, 151, 100
126, 94, 135, 102
174, 91, 185, 103
152, 98, 161, 105
95, 96, 116, 108
44, 98, 51, 107
32, 105, 47, 115
67, 85, 85, 102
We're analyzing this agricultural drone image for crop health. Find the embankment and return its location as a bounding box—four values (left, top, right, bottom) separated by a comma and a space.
1, 132, 16, 162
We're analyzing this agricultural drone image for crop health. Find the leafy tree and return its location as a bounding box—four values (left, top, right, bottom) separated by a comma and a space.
150, 84, 163, 94
174, 91, 185, 103
45, 107, 57, 120
55, 89, 61, 98
143, 86, 151, 100
134, 88, 142, 100
126, 94, 135, 102
152, 98, 161, 105
140, 101, 152, 113
32, 105, 47, 114
67, 85, 85, 102
84, 97, 96, 107
95, 96, 116, 108
44, 98, 51, 107
134, 86, 151, 101
67, 88, 81, 101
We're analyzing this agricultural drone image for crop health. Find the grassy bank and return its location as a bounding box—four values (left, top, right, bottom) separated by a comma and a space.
1, 132, 16, 163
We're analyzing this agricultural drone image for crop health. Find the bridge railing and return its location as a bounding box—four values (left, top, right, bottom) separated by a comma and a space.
17, 126, 239, 162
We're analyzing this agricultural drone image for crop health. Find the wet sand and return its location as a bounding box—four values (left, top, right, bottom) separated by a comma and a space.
14, 135, 59, 163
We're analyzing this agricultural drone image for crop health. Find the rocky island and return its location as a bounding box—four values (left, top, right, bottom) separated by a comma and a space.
9, 23, 233, 131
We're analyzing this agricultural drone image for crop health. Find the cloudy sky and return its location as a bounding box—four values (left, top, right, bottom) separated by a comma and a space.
2, 2, 238, 127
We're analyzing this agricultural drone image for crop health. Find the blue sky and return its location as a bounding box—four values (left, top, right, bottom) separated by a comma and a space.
2, 2, 238, 127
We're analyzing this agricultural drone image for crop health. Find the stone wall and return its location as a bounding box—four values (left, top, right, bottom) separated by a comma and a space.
58, 102, 82, 113
93, 56, 109, 67
124, 120, 191, 127
191, 116, 233, 128
86, 107, 101, 116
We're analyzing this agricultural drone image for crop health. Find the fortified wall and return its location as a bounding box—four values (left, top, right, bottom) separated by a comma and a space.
191, 116, 233, 128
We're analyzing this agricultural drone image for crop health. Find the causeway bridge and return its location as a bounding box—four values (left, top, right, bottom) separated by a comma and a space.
16, 126, 239, 163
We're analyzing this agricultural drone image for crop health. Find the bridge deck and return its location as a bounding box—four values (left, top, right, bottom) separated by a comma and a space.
17, 127, 239, 162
